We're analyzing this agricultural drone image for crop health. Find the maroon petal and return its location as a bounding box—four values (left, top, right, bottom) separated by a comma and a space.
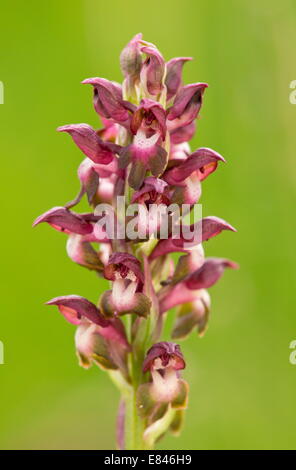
82, 78, 130, 123
167, 83, 208, 127
163, 147, 225, 185
58, 123, 120, 164
46, 295, 109, 327
200, 216, 237, 241
185, 258, 239, 290
165, 57, 192, 101
33, 207, 93, 235
140, 46, 165, 96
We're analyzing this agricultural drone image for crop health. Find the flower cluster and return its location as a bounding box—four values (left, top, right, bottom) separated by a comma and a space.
33, 34, 238, 450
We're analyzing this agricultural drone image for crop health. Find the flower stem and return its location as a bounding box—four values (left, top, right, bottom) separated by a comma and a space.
124, 316, 146, 450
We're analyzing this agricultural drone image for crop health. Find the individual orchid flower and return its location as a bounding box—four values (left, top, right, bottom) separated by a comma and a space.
137, 342, 188, 447
159, 257, 238, 313
167, 82, 208, 131
163, 147, 225, 204
119, 99, 168, 189
100, 252, 151, 318
46, 295, 129, 371
34, 35, 238, 450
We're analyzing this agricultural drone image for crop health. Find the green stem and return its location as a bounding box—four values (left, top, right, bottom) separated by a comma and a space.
124, 316, 146, 450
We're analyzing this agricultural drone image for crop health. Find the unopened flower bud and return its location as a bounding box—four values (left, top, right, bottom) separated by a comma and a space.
140, 46, 166, 97
120, 33, 143, 79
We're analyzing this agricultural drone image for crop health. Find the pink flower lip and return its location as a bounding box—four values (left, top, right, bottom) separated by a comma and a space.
46, 295, 109, 327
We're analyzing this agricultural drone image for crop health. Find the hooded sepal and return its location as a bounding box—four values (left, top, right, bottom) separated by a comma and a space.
149, 217, 235, 260
58, 124, 121, 164
167, 83, 208, 129
185, 257, 239, 290
82, 78, 133, 126
46, 295, 129, 346
46, 295, 109, 326
33, 207, 94, 235
164, 147, 225, 186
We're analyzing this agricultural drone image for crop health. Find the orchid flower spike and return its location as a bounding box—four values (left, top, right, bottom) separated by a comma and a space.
34, 34, 238, 450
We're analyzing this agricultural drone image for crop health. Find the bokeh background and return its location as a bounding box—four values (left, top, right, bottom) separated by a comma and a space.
1, 0, 296, 450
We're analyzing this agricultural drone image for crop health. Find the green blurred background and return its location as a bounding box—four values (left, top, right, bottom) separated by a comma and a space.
1, 0, 296, 450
